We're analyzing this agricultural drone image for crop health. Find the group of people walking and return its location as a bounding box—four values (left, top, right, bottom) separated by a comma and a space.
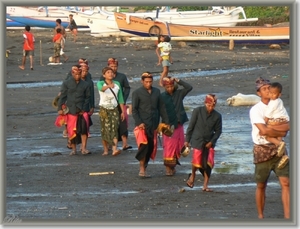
55, 60, 290, 218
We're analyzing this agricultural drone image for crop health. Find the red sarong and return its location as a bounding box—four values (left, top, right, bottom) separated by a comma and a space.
192, 147, 215, 169
67, 112, 90, 140
54, 114, 67, 127
134, 127, 157, 161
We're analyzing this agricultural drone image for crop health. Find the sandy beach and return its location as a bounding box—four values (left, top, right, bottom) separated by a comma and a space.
5, 28, 293, 225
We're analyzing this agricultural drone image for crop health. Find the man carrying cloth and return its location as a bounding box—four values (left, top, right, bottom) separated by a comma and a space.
249, 77, 290, 219
57, 65, 91, 155
132, 72, 169, 178
184, 94, 222, 192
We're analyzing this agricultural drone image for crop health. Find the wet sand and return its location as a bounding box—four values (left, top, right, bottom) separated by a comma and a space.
5, 29, 292, 223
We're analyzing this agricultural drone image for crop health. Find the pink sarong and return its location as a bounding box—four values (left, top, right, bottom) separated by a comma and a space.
162, 124, 184, 166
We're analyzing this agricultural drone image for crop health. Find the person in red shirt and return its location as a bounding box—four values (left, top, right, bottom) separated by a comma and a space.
19, 25, 35, 70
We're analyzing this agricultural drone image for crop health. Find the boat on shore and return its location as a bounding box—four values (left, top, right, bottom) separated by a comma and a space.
77, 6, 254, 37
114, 12, 289, 44
6, 6, 90, 30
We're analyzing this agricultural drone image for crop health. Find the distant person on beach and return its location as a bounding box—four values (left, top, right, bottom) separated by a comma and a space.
263, 82, 290, 167
19, 25, 35, 70
57, 65, 91, 155
67, 14, 78, 42
55, 19, 68, 62
156, 35, 173, 87
132, 72, 169, 178
52, 28, 63, 63
184, 94, 222, 192
100, 58, 132, 151
249, 77, 290, 219
97, 67, 125, 156
160, 76, 193, 176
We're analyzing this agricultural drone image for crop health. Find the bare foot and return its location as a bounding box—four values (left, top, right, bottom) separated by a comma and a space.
18, 66, 25, 70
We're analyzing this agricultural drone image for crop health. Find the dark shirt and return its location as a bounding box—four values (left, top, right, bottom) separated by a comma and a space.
82, 77, 95, 111
57, 77, 90, 115
65, 72, 94, 110
185, 106, 222, 149
160, 79, 193, 128
132, 86, 169, 136
100, 71, 130, 103
69, 19, 77, 30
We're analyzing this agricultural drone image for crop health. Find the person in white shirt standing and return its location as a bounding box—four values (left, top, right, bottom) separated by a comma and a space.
249, 77, 290, 219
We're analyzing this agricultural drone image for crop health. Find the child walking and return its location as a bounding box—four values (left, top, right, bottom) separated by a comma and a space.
156, 35, 173, 87
264, 82, 290, 167
52, 28, 63, 63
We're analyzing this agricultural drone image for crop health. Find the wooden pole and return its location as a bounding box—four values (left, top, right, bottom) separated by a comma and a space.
229, 39, 234, 50
39, 40, 43, 66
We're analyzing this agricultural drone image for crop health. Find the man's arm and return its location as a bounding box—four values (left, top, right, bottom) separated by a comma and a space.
256, 123, 288, 138
122, 76, 130, 103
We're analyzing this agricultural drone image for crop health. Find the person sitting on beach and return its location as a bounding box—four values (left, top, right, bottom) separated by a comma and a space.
57, 65, 91, 155
184, 94, 222, 191
156, 35, 173, 87
263, 82, 290, 167
52, 28, 63, 63
67, 14, 78, 43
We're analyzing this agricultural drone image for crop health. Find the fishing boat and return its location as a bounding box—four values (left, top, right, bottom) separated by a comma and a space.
114, 12, 289, 44
6, 6, 90, 29
6, 18, 26, 28
83, 6, 250, 37
103, 6, 254, 27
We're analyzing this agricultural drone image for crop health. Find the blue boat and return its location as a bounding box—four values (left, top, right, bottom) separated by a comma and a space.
6, 18, 26, 27
6, 14, 68, 28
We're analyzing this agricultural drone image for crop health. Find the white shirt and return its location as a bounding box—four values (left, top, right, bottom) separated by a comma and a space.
265, 98, 289, 121
158, 42, 172, 56
249, 101, 270, 145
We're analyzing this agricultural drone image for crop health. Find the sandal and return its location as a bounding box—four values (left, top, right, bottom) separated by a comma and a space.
186, 173, 194, 188
63, 130, 68, 138
139, 172, 151, 178
102, 152, 108, 156
202, 188, 213, 192
122, 145, 132, 151
67, 140, 72, 149
112, 150, 121, 156
18, 65, 25, 70
81, 149, 91, 155
69, 150, 76, 156
166, 171, 173, 176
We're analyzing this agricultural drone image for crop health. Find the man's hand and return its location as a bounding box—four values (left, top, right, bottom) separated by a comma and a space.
88, 108, 94, 115
139, 123, 145, 130
205, 142, 213, 149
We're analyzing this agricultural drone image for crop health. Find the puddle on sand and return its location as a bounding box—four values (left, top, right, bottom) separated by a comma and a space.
6, 181, 279, 199
6, 67, 264, 89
